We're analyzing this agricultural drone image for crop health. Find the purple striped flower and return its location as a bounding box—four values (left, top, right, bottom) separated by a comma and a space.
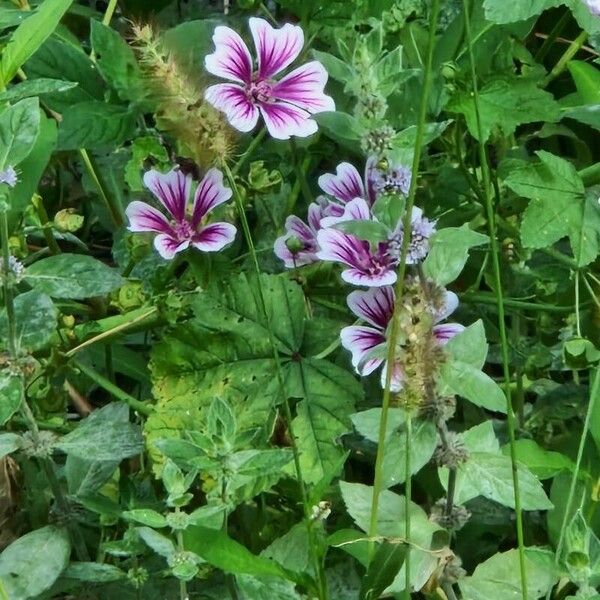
340, 286, 463, 391
583, 0, 600, 16
274, 201, 326, 267
316, 198, 436, 286
126, 167, 236, 260
204, 17, 335, 140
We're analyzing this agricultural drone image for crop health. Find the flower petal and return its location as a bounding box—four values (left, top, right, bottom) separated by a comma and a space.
316, 228, 368, 268
307, 201, 326, 232
143, 168, 190, 222
380, 360, 404, 392
436, 291, 459, 323
271, 61, 335, 114
318, 162, 365, 203
341, 267, 397, 287
192, 222, 237, 252
126, 200, 172, 234
274, 235, 318, 268
192, 168, 233, 227
347, 286, 395, 329
205, 83, 259, 133
340, 325, 385, 375
154, 234, 189, 260
285, 215, 315, 244
258, 101, 316, 140
433, 323, 465, 345
249, 17, 303, 80
205, 25, 253, 84
320, 197, 371, 227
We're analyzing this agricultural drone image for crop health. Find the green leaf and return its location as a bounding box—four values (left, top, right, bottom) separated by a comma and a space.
423, 224, 488, 285
0, 0, 74, 85
124, 135, 169, 191
483, 0, 561, 23
371, 193, 405, 231
90, 20, 145, 104
504, 151, 599, 266
62, 562, 127, 583
184, 526, 299, 583
502, 439, 575, 479
122, 509, 168, 528
359, 541, 407, 600
0, 78, 77, 103
236, 575, 303, 600
24, 254, 123, 299
339, 482, 440, 593
444, 320, 488, 369
351, 408, 406, 442
0, 433, 21, 459
8, 112, 57, 223
562, 104, 600, 132
439, 360, 507, 413
24, 38, 106, 112
313, 111, 365, 142
440, 453, 553, 510
0, 372, 22, 426
568, 61, 600, 104
0, 526, 70, 600
261, 522, 311, 575
459, 547, 558, 600
288, 358, 361, 484
449, 78, 560, 142
311, 50, 354, 82
65, 454, 119, 498
57, 403, 143, 461
561, 509, 600, 585
0, 97, 40, 169
136, 527, 176, 558
0, 290, 57, 353
334, 219, 391, 245
57, 101, 137, 150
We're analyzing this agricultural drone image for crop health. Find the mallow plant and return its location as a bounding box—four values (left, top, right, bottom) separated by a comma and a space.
1, 1, 600, 600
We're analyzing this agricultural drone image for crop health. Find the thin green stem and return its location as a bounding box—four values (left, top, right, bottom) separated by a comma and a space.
101, 0, 118, 25
71, 359, 153, 416
462, 2, 528, 598
543, 29, 588, 86
582, 274, 600, 310
0, 209, 16, 356
79, 149, 124, 227
404, 413, 412, 597
289, 138, 313, 206
368, 1, 441, 592
232, 128, 266, 176
575, 271, 582, 338
221, 162, 327, 600
461, 292, 576, 313
175, 512, 189, 600
34, 196, 61, 254
534, 10, 570, 62
555, 368, 600, 566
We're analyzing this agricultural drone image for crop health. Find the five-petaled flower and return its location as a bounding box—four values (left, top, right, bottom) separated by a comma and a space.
126, 167, 237, 260
204, 17, 335, 140
340, 285, 463, 391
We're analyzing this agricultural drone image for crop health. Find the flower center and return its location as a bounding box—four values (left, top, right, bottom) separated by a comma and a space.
173, 220, 195, 241
248, 79, 273, 104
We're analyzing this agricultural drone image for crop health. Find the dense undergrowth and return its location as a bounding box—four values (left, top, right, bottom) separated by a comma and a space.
1, 0, 600, 598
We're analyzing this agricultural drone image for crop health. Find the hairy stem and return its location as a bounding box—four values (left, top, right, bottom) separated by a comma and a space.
462, 1, 528, 598
368, 2, 441, 595
543, 30, 588, 86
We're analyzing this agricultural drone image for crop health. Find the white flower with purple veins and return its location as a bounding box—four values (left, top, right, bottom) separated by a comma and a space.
0, 166, 18, 187
274, 201, 327, 267
126, 168, 236, 260
316, 197, 436, 287
204, 17, 335, 140
340, 286, 463, 392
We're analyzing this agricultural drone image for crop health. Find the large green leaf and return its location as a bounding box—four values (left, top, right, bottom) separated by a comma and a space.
0, 78, 77, 103
24, 254, 123, 299
0, 371, 22, 426
57, 101, 137, 150
504, 151, 600, 266
449, 78, 560, 142
0, 97, 40, 169
0, 290, 57, 353
0, 0, 74, 85
0, 526, 70, 600
459, 547, 557, 600
57, 403, 143, 461
568, 61, 600, 104
483, 0, 562, 23
146, 274, 360, 485
423, 224, 488, 285
359, 541, 407, 600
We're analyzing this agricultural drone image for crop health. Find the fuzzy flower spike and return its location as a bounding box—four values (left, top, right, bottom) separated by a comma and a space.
204, 17, 335, 139
126, 167, 236, 260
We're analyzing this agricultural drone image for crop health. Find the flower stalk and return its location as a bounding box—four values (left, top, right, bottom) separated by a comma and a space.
367, 3, 441, 597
